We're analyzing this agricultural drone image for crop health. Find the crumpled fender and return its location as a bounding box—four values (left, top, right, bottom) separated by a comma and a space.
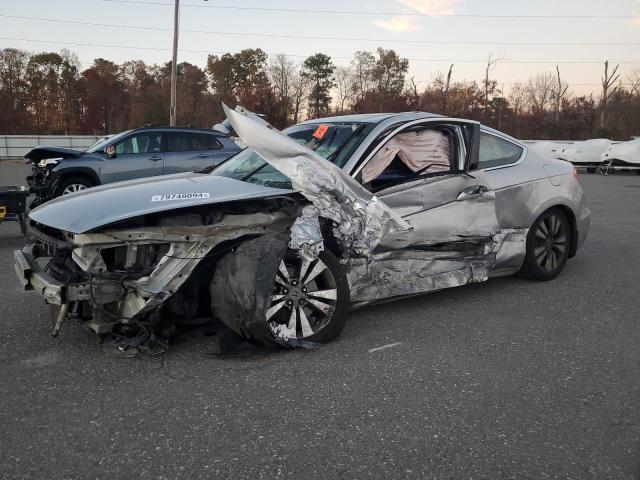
223, 104, 411, 258
210, 232, 290, 346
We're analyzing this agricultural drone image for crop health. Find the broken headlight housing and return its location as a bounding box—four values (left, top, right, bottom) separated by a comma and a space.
37, 158, 61, 168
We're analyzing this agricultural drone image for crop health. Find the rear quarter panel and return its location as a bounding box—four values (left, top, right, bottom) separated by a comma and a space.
485, 149, 588, 271
485, 150, 581, 230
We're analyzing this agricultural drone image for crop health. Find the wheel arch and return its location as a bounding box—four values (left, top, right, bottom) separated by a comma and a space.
54, 167, 102, 188
532, 203, 578, 258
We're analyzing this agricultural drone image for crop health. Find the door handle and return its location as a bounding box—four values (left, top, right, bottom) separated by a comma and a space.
457, 185, 488, 201
198, 153, 214, 158
149, 155, 163, 162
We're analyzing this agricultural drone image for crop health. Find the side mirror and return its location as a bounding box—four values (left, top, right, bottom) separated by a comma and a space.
105, 145, 116, 158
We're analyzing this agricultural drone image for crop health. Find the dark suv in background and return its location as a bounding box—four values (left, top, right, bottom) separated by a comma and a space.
26, 127, 240, 205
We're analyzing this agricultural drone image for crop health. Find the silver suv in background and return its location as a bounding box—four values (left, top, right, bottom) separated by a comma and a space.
25, 127, 241, 206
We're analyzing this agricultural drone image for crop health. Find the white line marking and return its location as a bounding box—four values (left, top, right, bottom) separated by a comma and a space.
368, 342, 403, 353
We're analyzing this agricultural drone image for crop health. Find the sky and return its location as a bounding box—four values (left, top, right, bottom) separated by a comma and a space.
1, 0, 639, 96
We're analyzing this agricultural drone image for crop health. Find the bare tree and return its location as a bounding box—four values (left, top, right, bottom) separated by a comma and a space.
290, 67, 308, 124
407, 76, 420, 109
552, 65, 570, 126
600, 60, 620, 128
443, 63, 454, 114
334, 65, 354, 113
269, 53, 297, 126
350, 50, 376, 109
484, 54, 505, 110
524, 72, 556, 113
627, 68, 640, 97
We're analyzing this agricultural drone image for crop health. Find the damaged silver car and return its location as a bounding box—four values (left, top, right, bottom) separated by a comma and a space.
14, 105, 591, 352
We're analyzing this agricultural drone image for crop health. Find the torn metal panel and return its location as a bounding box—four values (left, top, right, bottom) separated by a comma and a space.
223, 104, 411, 258
347, 248, 494, 303
288, 205, 324, 261
210, 232, 290, 347
348, 228, 528, 303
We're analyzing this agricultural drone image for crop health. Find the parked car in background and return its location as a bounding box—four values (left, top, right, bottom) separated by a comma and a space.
25, 126, 240, 206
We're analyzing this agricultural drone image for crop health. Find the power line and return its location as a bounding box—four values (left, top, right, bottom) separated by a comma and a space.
2, 37, 639, 64
2, 14, 640, 47
98, 0, 640, 19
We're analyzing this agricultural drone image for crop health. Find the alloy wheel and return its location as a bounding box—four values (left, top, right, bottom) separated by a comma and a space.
62, 184, 88, 195
266, 256, 338, 340
533, 213, 568, 272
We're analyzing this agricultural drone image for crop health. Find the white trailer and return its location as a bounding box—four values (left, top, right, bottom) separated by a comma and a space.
600, 138, 640, 175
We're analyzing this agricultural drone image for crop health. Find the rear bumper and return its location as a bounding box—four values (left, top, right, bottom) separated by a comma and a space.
575, 204, 591, 252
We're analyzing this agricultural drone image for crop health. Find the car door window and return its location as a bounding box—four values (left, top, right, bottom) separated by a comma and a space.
201, 134, 222, 150
166, 132, 222, 152
478, 132, 523, 169
114, 132, 161, 155
361, 127, 455, 192
166, 133, 192, 152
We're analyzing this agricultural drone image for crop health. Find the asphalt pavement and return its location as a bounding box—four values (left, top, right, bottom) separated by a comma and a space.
1, 161, 640, 479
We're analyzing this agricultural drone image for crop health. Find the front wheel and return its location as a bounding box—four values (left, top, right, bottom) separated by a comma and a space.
266, 250, 349, 345
521, 208, 571, 281
56, 176, 94, 197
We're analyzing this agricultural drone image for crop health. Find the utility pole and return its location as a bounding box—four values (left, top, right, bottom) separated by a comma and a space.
170, 0, 180, 126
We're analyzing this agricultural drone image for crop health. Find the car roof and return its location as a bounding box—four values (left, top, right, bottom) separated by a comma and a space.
129, 126, 226, 136
299, 111, 443, 125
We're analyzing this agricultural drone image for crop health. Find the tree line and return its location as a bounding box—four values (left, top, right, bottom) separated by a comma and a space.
1, 47, 639, 140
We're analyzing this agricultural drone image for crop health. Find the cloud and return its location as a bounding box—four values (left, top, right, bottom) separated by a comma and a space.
397, 0, 462, 16
372, 15, 422, 32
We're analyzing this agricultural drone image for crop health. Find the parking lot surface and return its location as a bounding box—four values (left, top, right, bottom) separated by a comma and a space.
1, 161, 640, 479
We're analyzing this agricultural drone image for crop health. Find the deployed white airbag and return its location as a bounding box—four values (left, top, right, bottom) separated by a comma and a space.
362, 129, 450, 183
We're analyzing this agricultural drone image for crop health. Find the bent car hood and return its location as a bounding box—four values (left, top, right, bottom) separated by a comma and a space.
29, 172, 292, 233
24, 146, 84, 163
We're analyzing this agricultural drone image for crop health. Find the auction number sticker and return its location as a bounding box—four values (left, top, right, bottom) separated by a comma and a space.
151, 193, 210, 202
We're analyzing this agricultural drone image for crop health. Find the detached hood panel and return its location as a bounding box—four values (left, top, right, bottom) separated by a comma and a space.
29, 172, 292, 233
24, 146, 84, 162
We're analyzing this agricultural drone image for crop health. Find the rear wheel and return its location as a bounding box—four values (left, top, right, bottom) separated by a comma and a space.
521, 208, 571, 281
56, 176, 94, 197
266, 250, 349, 345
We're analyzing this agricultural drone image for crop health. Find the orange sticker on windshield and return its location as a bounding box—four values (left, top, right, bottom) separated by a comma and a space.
312, 124, 329, 139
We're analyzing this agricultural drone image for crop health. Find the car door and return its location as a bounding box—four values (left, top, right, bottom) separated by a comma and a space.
101, 131, 164, 183
163, 132, 225, 174
348, 119, 503, 302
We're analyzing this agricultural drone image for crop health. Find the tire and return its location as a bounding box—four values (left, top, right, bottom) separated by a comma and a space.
265, 249, 350, 346
210, 234, 350, 348
55, 176, 94, 197
586, 167, 596, 173
521, 208, 571, 281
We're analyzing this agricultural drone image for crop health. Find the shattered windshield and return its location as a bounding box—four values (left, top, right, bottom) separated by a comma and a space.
213, 122, 372, 189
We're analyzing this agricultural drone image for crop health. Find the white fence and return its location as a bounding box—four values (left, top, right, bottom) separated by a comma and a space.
0, 135, 102, 159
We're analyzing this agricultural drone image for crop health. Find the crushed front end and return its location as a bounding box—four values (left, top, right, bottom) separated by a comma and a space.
15, 202, 297, 354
